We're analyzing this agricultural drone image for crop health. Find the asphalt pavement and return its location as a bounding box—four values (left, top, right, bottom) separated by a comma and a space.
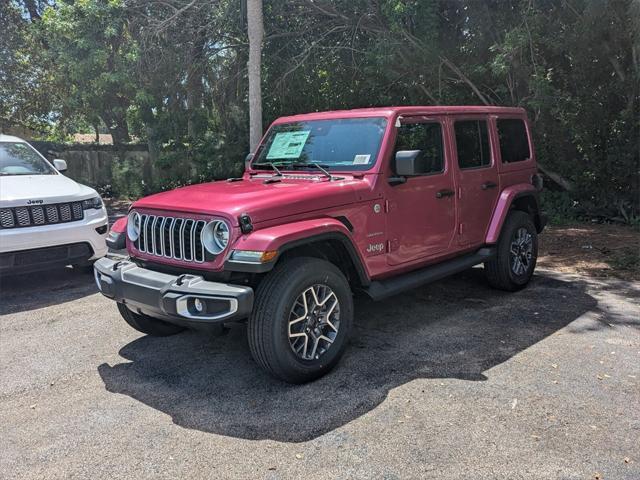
0, 266, 638, 479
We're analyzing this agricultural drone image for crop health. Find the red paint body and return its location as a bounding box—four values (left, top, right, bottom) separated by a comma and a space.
124, 106, 540, 280
111, 216, 127, 233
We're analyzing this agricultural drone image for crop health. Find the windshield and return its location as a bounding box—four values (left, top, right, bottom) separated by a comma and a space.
253, 117, 387, 171
0, 142, 56, 176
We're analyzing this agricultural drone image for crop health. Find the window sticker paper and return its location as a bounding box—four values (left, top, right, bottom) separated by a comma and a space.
353, 154, 371, 165
266, 130, 311, 159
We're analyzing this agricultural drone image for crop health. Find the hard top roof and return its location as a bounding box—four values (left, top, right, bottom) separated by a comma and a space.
0, 134, 27, 143
273, 105, 526, 124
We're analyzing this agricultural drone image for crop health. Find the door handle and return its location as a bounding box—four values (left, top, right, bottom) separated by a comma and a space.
436, 189, 455, 199
481, 182, 497, 190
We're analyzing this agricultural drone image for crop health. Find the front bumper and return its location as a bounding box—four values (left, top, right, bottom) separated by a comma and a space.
0, 242, 94, 275
94, 257, 254, 328
0, 207, 108, 259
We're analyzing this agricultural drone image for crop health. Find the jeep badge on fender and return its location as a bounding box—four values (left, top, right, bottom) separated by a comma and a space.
95, 106, 546, 384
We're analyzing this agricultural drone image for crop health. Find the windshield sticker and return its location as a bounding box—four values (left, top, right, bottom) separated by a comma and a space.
353, 154, 371, 165
266, 130, 311, 159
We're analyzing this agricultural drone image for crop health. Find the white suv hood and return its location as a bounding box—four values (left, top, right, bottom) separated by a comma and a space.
0, 174, 97, 207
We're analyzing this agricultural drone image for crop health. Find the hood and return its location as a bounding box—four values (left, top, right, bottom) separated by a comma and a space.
133, 175, 376, 225
0, 174, 97, 207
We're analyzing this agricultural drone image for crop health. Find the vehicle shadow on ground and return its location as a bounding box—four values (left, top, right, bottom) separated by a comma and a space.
98, 269, 598, 443
0, 268, 96, 315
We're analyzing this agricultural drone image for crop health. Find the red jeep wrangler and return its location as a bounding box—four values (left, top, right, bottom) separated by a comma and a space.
96, 106, 545, 383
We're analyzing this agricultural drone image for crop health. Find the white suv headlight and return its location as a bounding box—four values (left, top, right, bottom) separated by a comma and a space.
202, 220, 230, 254
127, 211, 141, 241
82, 196, 103, 210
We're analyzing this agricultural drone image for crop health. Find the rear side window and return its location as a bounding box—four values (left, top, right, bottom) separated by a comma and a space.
497, 119, 531, 163
394, 122, 444, 175
454, 120, 491, 169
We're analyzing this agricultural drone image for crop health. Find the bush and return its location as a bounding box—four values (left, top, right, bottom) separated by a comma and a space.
111, 155, 146, 199
151, 133, 245, 193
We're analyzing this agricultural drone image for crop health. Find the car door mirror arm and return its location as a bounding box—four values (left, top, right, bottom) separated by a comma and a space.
388, 176, 407, 186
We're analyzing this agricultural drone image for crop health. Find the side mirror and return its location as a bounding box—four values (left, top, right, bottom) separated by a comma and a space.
245, 153, 254, 170
394, 150, 421, 176
53, 159, 67, 172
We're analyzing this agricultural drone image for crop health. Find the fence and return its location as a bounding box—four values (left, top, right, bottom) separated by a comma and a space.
29, 142, 211, 198
31, 142, 150, 187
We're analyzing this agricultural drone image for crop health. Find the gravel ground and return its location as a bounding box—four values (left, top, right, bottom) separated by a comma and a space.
0, 264, 639, 479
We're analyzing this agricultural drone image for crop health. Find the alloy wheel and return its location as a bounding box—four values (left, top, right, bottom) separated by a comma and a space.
288, 284, 340, 360
510, 227, 533, 276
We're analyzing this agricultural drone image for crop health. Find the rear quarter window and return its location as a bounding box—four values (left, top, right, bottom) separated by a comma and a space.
497, 119, 531, 163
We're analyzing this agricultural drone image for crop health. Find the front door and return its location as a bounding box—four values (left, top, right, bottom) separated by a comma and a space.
452, 117, 500, 246
386, 116, 457, 266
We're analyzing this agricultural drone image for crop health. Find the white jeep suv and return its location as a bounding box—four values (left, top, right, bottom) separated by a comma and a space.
0, 134, 108, 274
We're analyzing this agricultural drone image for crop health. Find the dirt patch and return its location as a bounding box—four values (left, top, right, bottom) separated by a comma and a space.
539, 223, 640, 281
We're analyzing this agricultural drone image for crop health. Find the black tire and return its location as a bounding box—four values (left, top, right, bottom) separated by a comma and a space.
248, 257, 354, 384
117, 303, 185, 336
72, 261, 95, 274
484, 210, 538, 291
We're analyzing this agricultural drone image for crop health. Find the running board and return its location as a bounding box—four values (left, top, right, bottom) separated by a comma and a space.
363, 247, 496, 301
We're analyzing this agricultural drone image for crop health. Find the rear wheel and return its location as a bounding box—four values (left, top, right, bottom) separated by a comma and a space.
248, 257, 353, 384
484, 210, 538, 291
117, 303, 185, 336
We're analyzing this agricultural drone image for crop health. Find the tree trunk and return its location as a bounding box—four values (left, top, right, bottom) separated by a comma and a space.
186, 32, 206, 139
105, 121, 130, 145
23, 0, 41, 21
246, 0, 264, 152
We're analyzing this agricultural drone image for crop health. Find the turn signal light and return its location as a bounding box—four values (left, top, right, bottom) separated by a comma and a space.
230, 250, 278, 263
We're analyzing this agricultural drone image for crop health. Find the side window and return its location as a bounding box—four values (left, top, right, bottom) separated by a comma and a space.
497, 119, 531, 163
394, 122, 444, 175
454, 120, 491, 169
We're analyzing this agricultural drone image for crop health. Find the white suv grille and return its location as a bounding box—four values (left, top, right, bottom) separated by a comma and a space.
0, 202, 84, 229
135, 214, 207, 263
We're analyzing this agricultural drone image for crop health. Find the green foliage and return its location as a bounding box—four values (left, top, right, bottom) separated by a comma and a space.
37, 0, 138, 143
2, 0, 638, 222
110, 156, 145, 199
540, 191, 583, 225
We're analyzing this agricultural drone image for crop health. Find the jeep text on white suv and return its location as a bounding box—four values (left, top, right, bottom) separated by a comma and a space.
0, 134, 108, 274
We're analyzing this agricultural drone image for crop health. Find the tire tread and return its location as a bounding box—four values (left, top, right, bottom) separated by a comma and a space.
247, 257, 352, 383
117, 303, 184, 336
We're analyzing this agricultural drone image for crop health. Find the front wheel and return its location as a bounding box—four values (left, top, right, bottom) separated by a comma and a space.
117, 303, 185, 336
72, 260, 95, 274
248, 257, 353, 384
484, 210, 538, 291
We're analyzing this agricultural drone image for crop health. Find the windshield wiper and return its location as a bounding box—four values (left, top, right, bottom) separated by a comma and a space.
251, 162, 283, 176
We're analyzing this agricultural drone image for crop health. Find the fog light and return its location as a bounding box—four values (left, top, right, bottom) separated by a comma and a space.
194, 298, 204, 313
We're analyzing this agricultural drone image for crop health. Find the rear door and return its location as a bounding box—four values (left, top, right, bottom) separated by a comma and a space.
386, 116, 457, 266
452, 117, 499, 246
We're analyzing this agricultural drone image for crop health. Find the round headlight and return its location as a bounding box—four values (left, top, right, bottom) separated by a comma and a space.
202, 220, 230, 254
127, 211, 141, 241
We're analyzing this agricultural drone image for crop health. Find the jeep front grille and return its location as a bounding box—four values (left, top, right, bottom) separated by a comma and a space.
0, 202, 84, 229
135, 214, 207, 263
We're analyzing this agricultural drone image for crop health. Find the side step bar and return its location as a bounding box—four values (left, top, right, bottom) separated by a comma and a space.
363, 247, 496, 301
